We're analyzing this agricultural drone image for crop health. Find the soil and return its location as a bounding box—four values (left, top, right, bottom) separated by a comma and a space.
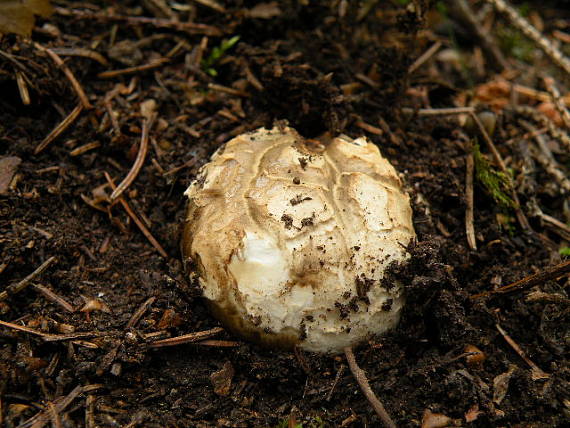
1, 1, 569, 427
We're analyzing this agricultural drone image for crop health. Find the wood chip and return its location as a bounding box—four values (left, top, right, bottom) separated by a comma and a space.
0, 156, 21, 195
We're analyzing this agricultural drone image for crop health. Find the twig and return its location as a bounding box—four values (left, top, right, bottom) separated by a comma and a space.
32, 283, 76, 312
0, 319, 53, 338
355, 120, 384, 136
126, 297, 156, 329
48, 402, 63, 428
195, 339, 241, 347
110, 116, 154, 201
446, 0, 508, 70
50, 47, 110, 66
495, 324, 550, 380
0, 48, 29, 72
35, 104, 83, 154
470, 112, 531, 231
16, 71, 31, 105
96, 344, 121, 376
19, 384, 103, 428
408, 41, 443, 74
326, 363, 346, 401
69, 141, 101, 157
535, 209, 570, 241
542, 77, 570, 129
0, 320, 102, 342
513, 105, 570, 150
344, 346, 396, 428
34, 43, 92, 109
43, 331, 105, 342
414, 106, 475, 116
97, 58, 169, 79
465, 151, 477, 250
191, 0, 226, 13
0, 256, 57, 301
147, 327, 224, 348
207, 83, 250, 97
519, 120, 570, 193
553, 30, 570, 44
104, 172, 168, 258
85, 394, 96, 428
485, 0, 570, 76
54, 7, 221, 36
471, 259, 570, 298
163, 158, 197, 176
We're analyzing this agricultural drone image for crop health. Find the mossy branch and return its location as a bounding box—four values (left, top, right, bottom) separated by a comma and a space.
473, 143, 515, 209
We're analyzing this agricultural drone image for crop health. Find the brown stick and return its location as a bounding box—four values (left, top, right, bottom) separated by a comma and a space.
20, 384, 103, 428
344, 346, 397, 428
326, 363, 346, 402
32, 283, 75, 313
104, 172, 168, 258
34, 43, 91, 109
148, 327, 224, 348
0, 320, 102, 342
542, 77, 570, 129
414, 106, 475, 116
496, 324, 550, 380
35, 104, 83, 154
110, 117, 154, 201
126, 296, 156, 329
465, 152, 477, 250
54, 7, 221, 36
485, 0, 570, 76
408, 41, 442, 74
195, 340, 241, 347
0, 256, 57, 301
471, 259, 570, 299
97, 58, 169, 79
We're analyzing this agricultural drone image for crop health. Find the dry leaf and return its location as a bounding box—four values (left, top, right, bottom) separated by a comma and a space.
0, 0, 53, 37
464, 404, 483, 423
210, 361, 235, 396
537, 102, 564, 127
473, 80, 511, 111
493, 365, 517, 405
157, 308, 184, 329
421, 409, 452, 428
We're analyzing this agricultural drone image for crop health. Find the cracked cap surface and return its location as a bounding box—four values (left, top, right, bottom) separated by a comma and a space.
182, 125, 415, 353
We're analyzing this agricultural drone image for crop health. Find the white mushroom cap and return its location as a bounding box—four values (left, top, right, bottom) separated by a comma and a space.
182, 126, 415, 353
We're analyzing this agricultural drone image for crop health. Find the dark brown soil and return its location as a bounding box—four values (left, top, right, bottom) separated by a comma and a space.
1, 1, 569, 427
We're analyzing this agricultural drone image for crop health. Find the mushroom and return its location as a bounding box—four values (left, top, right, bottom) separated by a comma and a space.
182, 125, 415, 353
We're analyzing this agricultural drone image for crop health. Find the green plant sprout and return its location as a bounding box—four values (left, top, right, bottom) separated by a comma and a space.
559, 247, 570, 257
202, 35, 240, 77
473, 143, 515, 209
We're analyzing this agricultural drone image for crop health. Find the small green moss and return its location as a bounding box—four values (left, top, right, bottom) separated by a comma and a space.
559, 247, 570, 256
202, 35, 240, 77
435, 0, 448, 16
517, 2, 531, 17
496, 25, 535, 62
473, 143, 515, 210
